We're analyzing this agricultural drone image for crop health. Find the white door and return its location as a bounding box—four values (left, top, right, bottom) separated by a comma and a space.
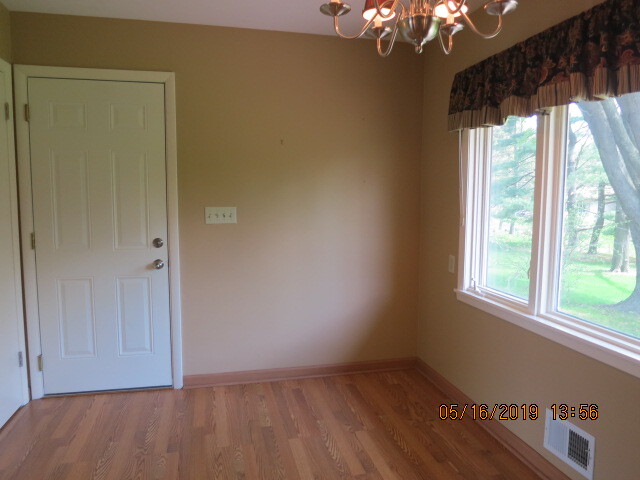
29, 78, 172, 394
0, 60, 27, 426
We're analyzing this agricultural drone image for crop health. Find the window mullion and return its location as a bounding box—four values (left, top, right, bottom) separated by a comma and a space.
528, 113, 548, 314
478, 127, 492, 290
534, 106, 568, 317
474, 127, 487, 292
458, 129, 471, 291
462, 127, 485, 293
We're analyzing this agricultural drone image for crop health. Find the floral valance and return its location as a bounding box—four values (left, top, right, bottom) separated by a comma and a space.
448, 0, 640, 131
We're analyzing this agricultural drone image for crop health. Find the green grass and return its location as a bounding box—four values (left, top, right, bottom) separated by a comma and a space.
487, 239, 639, 339
558, 257, 639, 338
486, 246, 531, 300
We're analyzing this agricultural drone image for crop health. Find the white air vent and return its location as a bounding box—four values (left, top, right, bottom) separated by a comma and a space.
544, 409, 595, 479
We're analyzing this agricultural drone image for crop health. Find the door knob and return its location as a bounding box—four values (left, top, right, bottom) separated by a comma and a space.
153, 259, 165, 270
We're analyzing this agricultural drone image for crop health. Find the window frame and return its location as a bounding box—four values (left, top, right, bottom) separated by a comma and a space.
457, 106, 640, 379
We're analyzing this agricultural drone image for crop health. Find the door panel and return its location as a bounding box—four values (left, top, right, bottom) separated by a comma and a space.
57, 278, 97, 358
51, 150, 91, 249
112, 152, 149, 249
0, 65, 27, 427
29, 78, 172, 394
116, 276, 153, 356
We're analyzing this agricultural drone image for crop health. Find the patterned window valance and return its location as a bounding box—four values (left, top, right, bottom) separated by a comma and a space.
448, 0, 640, 131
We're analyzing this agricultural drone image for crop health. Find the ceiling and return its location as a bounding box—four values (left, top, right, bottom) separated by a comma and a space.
2, 0, 484, 37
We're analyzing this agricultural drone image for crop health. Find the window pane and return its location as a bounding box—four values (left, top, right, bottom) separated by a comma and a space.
485, 116, 537, 299
558, 98, 639, 339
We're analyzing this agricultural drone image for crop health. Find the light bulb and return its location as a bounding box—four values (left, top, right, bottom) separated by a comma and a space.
362, 0, 396, 21
434, 1, 468, 19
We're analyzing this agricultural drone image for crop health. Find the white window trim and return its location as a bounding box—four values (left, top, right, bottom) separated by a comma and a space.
457, 107, 640, 379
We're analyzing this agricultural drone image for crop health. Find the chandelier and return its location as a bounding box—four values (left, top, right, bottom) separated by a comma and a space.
319, 0, 518, 56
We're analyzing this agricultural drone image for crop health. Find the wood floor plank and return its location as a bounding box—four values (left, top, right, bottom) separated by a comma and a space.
288, 437, 316, 479
303, 379, 367, 476
356, 374, 468, 479
0, 369, 548, 479
259, 385, 307, 479
354, 431, 402, 480
264, 382, 300, 439
61, 395, 109, 464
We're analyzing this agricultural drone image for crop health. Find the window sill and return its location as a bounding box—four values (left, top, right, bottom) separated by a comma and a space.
455, 289, 640, 379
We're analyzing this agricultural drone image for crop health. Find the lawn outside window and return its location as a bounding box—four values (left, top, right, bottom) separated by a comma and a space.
457, 94, 640, 378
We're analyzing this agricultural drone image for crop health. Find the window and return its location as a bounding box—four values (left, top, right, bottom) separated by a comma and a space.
558, 103, 639, 337
459, 93, 640, 377
484, 115, 537, 300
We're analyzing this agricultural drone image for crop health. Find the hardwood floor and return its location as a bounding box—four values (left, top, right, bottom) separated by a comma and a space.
0, 369, 542, 479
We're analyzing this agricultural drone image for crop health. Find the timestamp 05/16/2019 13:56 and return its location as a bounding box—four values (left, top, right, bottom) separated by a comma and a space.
438, 403, 599, 421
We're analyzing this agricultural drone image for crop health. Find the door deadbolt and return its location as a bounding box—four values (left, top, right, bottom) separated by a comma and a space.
152, 238, 164, 248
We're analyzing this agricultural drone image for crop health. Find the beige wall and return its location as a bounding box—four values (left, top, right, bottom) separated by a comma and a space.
10, 13, 423, 376
0, 2, 10, 62
419, 1, 640, 479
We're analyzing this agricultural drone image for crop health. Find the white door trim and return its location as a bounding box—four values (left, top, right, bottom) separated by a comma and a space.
14, 65, 183, 398
0, 58, 30, 407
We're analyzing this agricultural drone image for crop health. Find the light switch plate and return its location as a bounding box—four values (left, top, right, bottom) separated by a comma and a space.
205, 207, 237, 224
448, 255, 456, 274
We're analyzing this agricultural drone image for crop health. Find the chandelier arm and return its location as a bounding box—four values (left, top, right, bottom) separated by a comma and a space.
443, 0, 468, 16
376, 20, 402, 57
461, 10, 503, 39
372, 0, 401, 21
333, 16, 375, 39
437, 30, 454, 55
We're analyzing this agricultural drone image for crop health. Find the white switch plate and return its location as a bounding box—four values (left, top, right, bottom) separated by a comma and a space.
205, 207, 237, 224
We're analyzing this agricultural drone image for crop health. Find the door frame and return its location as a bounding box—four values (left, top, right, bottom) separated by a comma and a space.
0, 58, 30, 407
14, 65, 183, 398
